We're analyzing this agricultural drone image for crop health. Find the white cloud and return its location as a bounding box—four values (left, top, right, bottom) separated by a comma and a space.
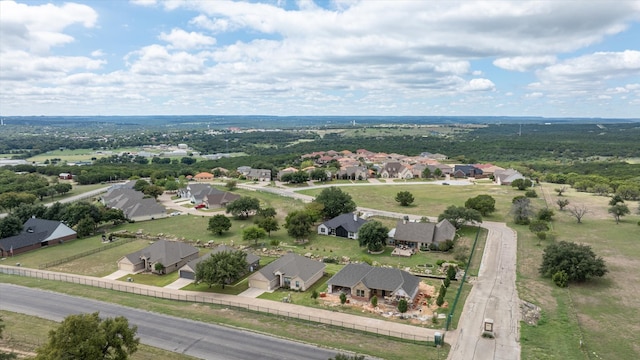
525, 92, 544, 98
158, 28, 216, 49
493, 56, 557, 72
91, 49, 105, 57
130, 0, 157, 6
462, 78, 495, 92
537, 50, 640, 84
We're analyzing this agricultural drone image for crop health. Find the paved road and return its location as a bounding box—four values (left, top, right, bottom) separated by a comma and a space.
447, 221, 521, 360
0, 283, 344, 360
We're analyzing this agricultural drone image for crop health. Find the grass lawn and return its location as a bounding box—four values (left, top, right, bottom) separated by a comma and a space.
120, 271, 180, 287
517, 183, 640, 360
0, 275, 447, 360
298, 182, 523, 222
0, 311, 200, 360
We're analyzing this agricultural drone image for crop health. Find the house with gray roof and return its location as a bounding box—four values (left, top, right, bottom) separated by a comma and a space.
494, 168, 526, 186
317, 213, 368, 240
388, 219, 456, 249
248, 252, 325, 291
327, 263, 421, 302
0, 218, 77, 257
379, 162, 413, 179
179, 245, 260, 280
204, 191, 240, 209
117, 240, 199, 274
121, 198, 167, 222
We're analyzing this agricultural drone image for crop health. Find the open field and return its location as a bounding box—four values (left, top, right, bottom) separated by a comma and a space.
298, 182, 521, 222
517, 183, 640, 359
0, 276, 447, 360
0, 311, 200, 360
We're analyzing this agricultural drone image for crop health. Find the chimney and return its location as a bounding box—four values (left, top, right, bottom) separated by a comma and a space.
353, 212, 358, 222
403, 215, 409, 224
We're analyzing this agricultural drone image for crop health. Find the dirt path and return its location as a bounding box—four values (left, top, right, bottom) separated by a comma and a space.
447, 221, 521, 360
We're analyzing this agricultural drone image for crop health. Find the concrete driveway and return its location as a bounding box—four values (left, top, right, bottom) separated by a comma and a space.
164, 277, 194, 290
238, 287, 269, 298
102, 269, 131, 280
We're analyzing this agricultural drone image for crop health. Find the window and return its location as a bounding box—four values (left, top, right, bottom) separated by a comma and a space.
320, 227, 326, 233
295, 281, 300, 288
356, 289, 365, 297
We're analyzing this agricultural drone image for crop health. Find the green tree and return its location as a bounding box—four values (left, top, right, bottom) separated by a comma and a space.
438, 205, 482, 229
226, 196, 261, 219
536, 208, 555, 222
433, 168, 443, 179
0, 215, 23, 239
556, 198, 570, 211
284, 210, 314, 242
180, 157, 196, 165
357, 220, 388, 252
395, 191, 415, 206
102, 208, 127, 225
255, 217, 279, 237
397, 299, 408, 314
447, 265, 457, 281
133, 179, 149, 192
143, 184, 164, 199
421, 167, 431, 179
539, 241, 607, 283
208, 214, 232, 235
609, 194, 624, 206
153, 262, 165, 274
608, 203, 630, 224
616, 184, 640, 201
552, 270, 569, 288
511, 178, 533, 190
309, 168, 328, 182
242, 226, 267, 245
225, 180, 237, 191
464, 194, 496, 216
76, 216, 96, 238
528, 220, 550, 233
511, 197, 534, 225
313, 187, 356, 219
195, 250, 247, 289
54, 183, 73, 196
34, 312, 139, 360
257, 207, 277, 218
371, 295, 378, 308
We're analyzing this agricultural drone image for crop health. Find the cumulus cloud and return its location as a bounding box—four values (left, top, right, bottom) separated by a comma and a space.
537, 50, 640, 84
462, 78, 496, 92
159, 28, 216, 49
493, 56, 557, 72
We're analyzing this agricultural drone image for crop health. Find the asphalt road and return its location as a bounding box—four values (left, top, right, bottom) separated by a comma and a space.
0, 284, 342, 360
446, 221, 521, 360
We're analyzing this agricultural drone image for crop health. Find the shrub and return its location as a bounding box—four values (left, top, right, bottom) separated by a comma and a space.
361, 255, 373, 265
552, 271, 569, 288
311, 290, 319, 299
525, 189, 538, 198
436, 259, 446, 266
269, 239, 279, 246
340, 292, 347, 305
438, 240, 454, 252
537, 208, 555, 221
371, 295, 378, 308
436, 294, 445, 307
443, 277, 451, 288
429, 243, 439, 251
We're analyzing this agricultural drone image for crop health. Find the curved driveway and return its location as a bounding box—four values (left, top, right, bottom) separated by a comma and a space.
0, 283, 343, 360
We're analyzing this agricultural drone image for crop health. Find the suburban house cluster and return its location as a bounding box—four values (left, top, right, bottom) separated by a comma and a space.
101, 181, 167, 221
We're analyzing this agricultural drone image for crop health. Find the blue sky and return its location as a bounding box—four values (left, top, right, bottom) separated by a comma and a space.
1, 0, 639, 118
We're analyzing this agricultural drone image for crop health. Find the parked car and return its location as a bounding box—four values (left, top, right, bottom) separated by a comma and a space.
194, 204, 206, 209
170, 211, 182, 216
442, 182, 450, 185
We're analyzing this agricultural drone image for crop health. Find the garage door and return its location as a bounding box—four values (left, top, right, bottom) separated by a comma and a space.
179, 270, 195, 280
249, 278, 269, 290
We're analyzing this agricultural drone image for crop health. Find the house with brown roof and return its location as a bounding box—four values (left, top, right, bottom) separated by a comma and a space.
194, 172, 214, 181
379, 162, 413, 179
117, 240, 199, 274
248, 253, 325, 291
327, 263, 421, 302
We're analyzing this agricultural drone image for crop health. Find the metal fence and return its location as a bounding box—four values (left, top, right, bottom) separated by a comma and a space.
0, 265, 432, 343
38, 238, 137, 269
445, 226, 482, 331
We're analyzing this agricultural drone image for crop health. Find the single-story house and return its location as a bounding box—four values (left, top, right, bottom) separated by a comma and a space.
453, 165, 484, 178
194, 172, 214, 181
178, 245, 261, 280
494, 168, 526, 185
121, 198, 167, 222
388, 219, 456, 249
277, 167, 298, 181
246, 168, 271, 181
204, 191, 241, 209
117, 240, 199, 274
248, 252, 325, 291
336, 166, 368, 180
0, 218, 77, 257
58, 172, 73, 180
327, 263, 421, 302
317, 213, 368, 240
